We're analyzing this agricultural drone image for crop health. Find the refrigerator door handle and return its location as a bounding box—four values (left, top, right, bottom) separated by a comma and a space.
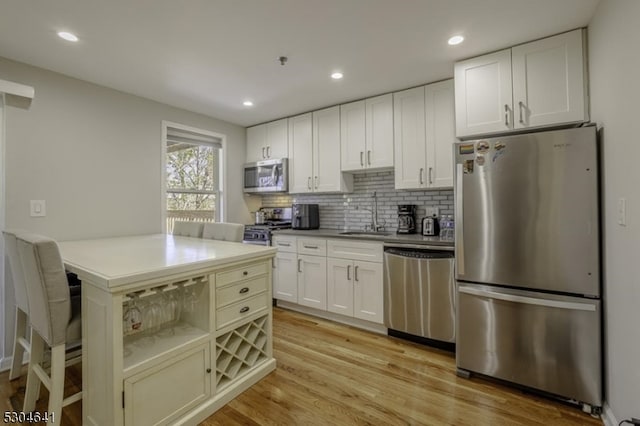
455, 163, 465, 275
458, 286, 597, 311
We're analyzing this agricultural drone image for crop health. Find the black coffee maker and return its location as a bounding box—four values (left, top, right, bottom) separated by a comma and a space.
397, 204, 417, 234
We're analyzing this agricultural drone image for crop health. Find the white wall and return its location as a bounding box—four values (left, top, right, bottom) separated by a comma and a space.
0, 56, 254, 361
588, 0, 640, 423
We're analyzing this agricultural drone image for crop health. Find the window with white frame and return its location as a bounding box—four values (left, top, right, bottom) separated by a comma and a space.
164, 123, 224, 233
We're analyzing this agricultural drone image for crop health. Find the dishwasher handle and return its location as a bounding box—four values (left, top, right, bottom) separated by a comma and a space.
384, 247, 454, 259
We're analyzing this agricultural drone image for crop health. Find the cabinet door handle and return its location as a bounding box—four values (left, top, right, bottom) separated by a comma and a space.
354, 265, 359, 282
262, 147, 266, 159
347, 264, 352, 280
266, 145, 271, 158
240, 306, 250, 313
518, 101, 525, 125
504, 104, 510, 127
367, 150, 372, 166
206, 368, 212, 374
419, 168, 424, 185
428, 167, 433, 185
360, 151, 364, 167
242, 271, 248, 276
239, 287, 249, 294
307, 177, 312, 190
314, 176, 319, 189
298, 259, 302, 273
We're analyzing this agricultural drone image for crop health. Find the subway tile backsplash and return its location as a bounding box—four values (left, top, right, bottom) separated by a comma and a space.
260, 171, 453, 233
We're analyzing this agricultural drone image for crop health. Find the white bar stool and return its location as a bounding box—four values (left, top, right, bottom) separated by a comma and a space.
17, 233, 82, 425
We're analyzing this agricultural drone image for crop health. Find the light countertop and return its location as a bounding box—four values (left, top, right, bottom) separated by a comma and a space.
272, 228, 454, 247
59, 234, 276, 289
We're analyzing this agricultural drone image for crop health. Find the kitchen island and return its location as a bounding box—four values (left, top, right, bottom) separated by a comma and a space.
58, 234, 277, 426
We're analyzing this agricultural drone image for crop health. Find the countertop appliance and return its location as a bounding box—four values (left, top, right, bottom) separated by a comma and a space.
243, 207, 292, 245
292, 203, 319, 230
243, 158, 288, 193
396, 205, 416, 234
422, 216, 439, 236
383, 243, 455, 344
454, 126, 602, 413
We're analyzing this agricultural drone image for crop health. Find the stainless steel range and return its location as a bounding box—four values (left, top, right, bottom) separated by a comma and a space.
243, 207, 292, 246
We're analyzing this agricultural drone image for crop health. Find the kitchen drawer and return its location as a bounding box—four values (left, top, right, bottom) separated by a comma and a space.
216, 276, 268, 308
273, 235, 297, 253
297, 238, 327, 256
327, 239, 383, 263
215, 261, 269, 287
216, 292, 269, 330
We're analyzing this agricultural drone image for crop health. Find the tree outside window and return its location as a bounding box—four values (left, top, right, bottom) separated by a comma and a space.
164, 124, 223, 233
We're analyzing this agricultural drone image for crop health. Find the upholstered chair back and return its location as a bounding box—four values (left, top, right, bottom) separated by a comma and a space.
202, 223, 244, 242
16, 234, 72, 347
172, 221, 205, 238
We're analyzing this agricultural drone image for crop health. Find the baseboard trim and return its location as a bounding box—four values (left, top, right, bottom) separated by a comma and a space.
0, 356, 12, 372
601, 403, 618, 426
276, 301, 387, 335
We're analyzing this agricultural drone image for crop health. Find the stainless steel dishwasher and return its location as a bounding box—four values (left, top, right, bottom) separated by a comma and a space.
383, 244, 456, 343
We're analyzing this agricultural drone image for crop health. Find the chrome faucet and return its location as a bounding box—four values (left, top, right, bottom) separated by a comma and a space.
369, 191, 383, 232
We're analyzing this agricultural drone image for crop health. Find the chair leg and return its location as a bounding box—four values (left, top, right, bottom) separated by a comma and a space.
23, 330, 45, 412
9, 309, 28, 380
47, 344, 66, 425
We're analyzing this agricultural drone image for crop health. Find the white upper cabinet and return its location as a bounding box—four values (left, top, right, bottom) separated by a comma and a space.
288, 113, 314, 193
393, 86, 427, 189
455, 29, 587, 138
246, 118, 288, 162
511, 29, 586, 129
426, 80, 456, 188
394, 80, 455, 190
454, 49, 513, 137
289, 107, 353, 194
340, 94, 394, 172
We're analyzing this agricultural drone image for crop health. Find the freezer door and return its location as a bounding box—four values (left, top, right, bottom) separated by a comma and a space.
454, 126, 600, 296
456, 283, 602, 407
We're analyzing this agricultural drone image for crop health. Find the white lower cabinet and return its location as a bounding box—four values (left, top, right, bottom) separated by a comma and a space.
274, 251, 298, 302
124, 343, 211, 426
327, 258, 354, 316
297, 254, 327, 310
327, 239, 384, 324
273, 236, 384, 326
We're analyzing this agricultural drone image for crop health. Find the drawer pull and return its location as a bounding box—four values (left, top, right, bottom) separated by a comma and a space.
239, 287, 249, 294
206, 368, 212, 374
303, 245, 319, 249
278, 242, 291, 247
242, 271, 248, 276
240, 306, 250, 314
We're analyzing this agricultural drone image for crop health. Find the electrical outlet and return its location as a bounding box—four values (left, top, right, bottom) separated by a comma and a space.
425, 206, 439, 218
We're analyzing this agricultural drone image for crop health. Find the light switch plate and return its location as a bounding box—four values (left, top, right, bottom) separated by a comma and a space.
30, 200, 46, 217
617, 198, 626, 226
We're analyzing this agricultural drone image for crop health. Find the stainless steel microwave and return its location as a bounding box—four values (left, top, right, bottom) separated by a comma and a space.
243, 158, 288, 193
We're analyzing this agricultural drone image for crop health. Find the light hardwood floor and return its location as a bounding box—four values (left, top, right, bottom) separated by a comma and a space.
2, 307, 602, 425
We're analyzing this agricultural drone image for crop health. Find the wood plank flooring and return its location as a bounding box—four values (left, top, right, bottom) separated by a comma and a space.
1, 307, 602, 425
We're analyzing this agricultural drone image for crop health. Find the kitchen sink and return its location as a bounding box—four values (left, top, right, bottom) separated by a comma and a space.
339, 231, 393, 236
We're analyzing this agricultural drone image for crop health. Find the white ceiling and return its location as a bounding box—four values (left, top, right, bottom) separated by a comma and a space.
0, 0, 600, 127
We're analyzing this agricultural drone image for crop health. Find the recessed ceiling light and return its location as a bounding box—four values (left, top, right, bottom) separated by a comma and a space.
243, 100, 254, 107
331, 72, 344, 80
448, 35, 464, 46
57, 31, 79, 42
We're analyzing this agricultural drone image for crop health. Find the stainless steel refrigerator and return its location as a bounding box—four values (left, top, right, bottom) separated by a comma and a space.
454, 126, 602, 413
